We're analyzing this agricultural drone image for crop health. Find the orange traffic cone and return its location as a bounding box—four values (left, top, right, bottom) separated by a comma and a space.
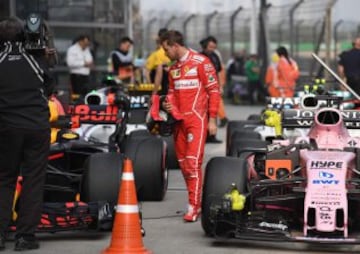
102, 158, 152, 254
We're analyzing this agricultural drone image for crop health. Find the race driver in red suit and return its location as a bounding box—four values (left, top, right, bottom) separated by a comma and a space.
160, 30, 220, 222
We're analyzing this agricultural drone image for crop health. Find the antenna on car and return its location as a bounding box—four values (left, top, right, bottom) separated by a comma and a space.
311, 53, 360, 100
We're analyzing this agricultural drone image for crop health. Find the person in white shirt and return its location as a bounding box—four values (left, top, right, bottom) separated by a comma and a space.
66, 35, 94, 100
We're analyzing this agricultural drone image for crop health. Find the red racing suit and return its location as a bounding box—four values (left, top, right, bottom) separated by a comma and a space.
167, 50, 220, 209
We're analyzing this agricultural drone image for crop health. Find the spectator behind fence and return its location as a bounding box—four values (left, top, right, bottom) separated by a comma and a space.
245, 54, 262, 104
265, 52, 282, 97
227, 50, 247, 104
266, 46, 299, 98
66, 34, 94, 101
338, 37, 360, 96
0, 17, 54, 251
108, 36, 134, 83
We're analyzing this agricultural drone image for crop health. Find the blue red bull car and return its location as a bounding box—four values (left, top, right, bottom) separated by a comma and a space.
9, 89, 168, 233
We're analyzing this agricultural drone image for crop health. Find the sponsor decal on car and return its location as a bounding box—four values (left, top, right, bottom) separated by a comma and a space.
284, 109, 360, 128
130, 95, 149, 108
268, 97, 301, 107
312, 179, 339, 185
310, 169, 341, 185
70, 105, 118, 123
311, 201, 340, 206
348, 139, 357, 147
258, 221, 288, 231
310, 161, 343, 169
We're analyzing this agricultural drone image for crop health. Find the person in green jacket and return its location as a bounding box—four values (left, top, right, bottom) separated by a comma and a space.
245, 54, 262, 104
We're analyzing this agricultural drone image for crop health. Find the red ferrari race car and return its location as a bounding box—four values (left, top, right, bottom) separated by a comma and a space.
202, 94, 360, 244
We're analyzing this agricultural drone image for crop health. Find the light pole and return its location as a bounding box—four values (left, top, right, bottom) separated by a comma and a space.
230, 6, 243, 56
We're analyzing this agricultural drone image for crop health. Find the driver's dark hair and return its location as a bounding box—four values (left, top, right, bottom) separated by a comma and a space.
160, 30, 184, 46
0, 17, 24, 43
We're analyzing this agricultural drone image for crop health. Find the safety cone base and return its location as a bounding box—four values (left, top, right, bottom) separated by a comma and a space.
102, 158, 152, 254
102, 246, 152, 254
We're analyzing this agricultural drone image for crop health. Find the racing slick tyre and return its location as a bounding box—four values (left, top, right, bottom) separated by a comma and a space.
202, 157, 248, 237
226, 129, 261, 156
119, 128, 151, 151
226, 120, 262, 155
81, 152, 124, 204
162, 135, 179, 169
124, 135, 168, 201
127, 129, 152, 138
129, 129, 179, 169
229, 139, 268, 159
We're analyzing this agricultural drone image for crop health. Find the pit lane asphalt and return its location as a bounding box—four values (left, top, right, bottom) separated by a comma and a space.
5, 103, 360, 253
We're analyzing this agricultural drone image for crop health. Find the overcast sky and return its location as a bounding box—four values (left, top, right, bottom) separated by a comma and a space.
140, 0, 244, 14
140, 0, 360, 22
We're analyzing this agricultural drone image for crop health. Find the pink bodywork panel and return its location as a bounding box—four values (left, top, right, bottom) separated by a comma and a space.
298, 108, 360, 236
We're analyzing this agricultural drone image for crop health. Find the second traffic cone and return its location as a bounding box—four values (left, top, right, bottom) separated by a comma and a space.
102, 158, 152, 254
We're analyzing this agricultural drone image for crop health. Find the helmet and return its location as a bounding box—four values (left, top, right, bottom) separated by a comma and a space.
146, 110, 176, 137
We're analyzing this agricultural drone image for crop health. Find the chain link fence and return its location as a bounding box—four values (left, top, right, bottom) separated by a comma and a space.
141, 0, 357, 80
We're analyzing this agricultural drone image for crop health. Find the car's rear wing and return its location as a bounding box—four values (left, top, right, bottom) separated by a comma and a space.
282, 109, 360, 129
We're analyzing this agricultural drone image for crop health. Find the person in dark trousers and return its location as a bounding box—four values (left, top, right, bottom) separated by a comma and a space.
245, 54, 262, 104
226, 50, 247, 103
338, 37, 360, 96
0, 17, 53, 251
200, 36, 226, 143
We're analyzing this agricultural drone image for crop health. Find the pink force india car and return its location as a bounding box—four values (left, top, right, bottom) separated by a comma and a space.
202, 94, 360, 243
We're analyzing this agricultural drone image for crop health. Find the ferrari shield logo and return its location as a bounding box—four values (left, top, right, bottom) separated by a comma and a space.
171, 69, 181, 78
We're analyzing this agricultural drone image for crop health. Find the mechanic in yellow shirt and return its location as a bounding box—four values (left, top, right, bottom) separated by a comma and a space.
145, 28, 171, 95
